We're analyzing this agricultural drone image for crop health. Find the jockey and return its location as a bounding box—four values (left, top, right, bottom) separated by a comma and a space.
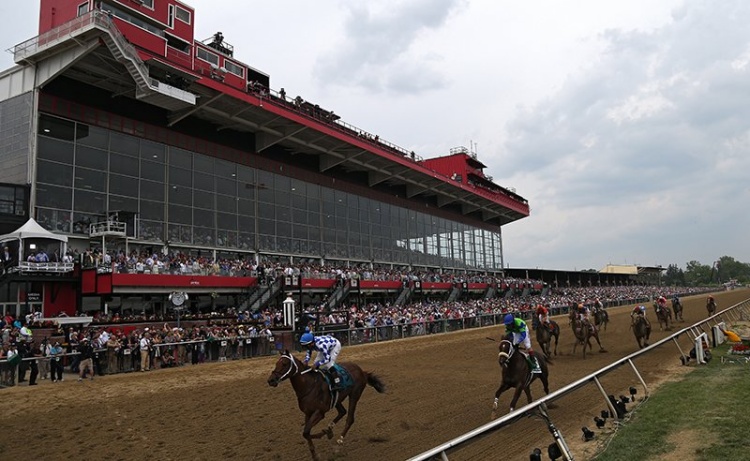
503, 314, 541, 373
707, 295, 716, 308
671, 294, 681, 307
300, 331, 342, 390
576, 302, 590, 323
631, 305, 648, 324
592, 298, 604, 313
535, 304, 550, 329
656, 296, 668, 314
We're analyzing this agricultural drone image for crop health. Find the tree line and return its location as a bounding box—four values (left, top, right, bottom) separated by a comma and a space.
663, 256, 749, 286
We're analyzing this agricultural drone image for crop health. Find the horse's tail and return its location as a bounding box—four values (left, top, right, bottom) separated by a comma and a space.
366, 372, 387, 394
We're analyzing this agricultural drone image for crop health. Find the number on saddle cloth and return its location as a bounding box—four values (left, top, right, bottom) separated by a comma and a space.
326, 364, 352, 390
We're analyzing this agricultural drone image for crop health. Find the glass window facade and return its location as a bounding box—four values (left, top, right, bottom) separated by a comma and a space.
34, 113, 503, 271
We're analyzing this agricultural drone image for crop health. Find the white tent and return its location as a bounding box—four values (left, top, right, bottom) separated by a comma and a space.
0, 218, 68, 243
0, 217, 68, 264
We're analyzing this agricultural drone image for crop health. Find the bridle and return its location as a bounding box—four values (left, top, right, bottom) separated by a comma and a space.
273, 352, 301, 383
497, 339, 515, 366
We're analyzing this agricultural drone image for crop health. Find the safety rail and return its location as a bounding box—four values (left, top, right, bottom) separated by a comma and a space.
406, 297, 750, 461
8, 262, 75, 274
90, 220, 127, 237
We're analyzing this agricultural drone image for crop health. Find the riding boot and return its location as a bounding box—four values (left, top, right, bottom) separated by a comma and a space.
328, 368, 341, 391
527, 351, 541, 373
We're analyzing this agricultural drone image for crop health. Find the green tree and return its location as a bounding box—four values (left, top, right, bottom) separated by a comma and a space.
684, 260, 712, 286
663, 264, 685, 286
716, 256, 750, 284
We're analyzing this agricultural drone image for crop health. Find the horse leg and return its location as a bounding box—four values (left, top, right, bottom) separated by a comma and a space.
493, 383, 511, 411
302, 411, 327, 461
510, 385, 525, 412
553, 334, 559, 356
337, 396, 361, 445
322, 402, 347, 440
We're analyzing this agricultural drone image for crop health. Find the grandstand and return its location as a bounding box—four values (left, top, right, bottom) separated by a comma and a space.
0, 0, 635, 328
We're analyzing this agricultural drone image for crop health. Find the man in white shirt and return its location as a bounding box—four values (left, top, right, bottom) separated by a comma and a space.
139, 332, 151, 372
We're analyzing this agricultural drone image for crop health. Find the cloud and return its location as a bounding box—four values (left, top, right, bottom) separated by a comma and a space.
500, 0, 750, 269
313, 0, 466, 94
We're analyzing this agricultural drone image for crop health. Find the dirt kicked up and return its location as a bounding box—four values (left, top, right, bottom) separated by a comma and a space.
1, 289, 747, 461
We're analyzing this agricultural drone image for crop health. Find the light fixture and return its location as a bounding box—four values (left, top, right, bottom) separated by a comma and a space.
29, 244, 36, 250
43, 128, 50, 133
582, 426, 595, 441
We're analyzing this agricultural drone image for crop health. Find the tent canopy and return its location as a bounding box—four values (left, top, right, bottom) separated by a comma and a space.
0, 218, 68, 244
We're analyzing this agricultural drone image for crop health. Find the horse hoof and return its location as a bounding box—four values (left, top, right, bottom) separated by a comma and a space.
336, 437, 345, 446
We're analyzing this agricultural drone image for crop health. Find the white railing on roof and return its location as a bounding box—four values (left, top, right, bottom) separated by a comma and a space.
90, 220, 127, 237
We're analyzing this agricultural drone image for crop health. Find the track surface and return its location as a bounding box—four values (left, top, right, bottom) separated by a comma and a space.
1, 290, 747, 461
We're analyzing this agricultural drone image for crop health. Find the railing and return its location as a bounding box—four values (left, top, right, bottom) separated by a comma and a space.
13, 10, 100, 62
9, 262, 75, 273
90, 220, 127, 237
406, 297, 750, 461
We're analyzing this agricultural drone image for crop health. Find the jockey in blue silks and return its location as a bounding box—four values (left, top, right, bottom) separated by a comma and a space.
300, 331, 342, 389
503, 314, 541, 373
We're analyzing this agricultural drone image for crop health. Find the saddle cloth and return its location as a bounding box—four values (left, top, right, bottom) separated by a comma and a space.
324, 364, 353, 390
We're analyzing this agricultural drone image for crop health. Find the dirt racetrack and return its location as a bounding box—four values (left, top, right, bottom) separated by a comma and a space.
1, 290, 748, 461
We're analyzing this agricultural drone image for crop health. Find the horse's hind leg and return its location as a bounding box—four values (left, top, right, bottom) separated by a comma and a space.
337, 396, 361, 445
322, 402, 347, 440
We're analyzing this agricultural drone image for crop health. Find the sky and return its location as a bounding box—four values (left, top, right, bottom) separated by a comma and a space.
2, 1, 749, 271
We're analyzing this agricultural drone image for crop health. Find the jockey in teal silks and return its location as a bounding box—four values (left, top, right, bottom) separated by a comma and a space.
503, 314, 541, 373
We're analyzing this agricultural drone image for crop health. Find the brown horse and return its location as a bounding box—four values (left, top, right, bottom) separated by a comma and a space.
671, 299, 684, 322
706, 298, 717, 317
568, 310, 606, 358
536, 320, 560, 357
654, 303, 672, 331
593, 308, 609, 331
492, 337, 550, 416
267, 350, 386, 461
632, 315, 651, 349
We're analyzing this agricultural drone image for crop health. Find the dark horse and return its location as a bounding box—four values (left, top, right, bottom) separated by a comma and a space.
492, 337, 550, 416
706, 297, 717, 317
536, 320, 560, 357
653, 303, 672, 331
593, 308, 609, 331
671, 299, 684, 322
568, 310, 606, 358
632, 315, 651, 349
267, 350, 386, 461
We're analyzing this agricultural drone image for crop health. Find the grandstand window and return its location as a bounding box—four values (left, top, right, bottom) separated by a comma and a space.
193, 154, 214, 174
36, 184, 72, 210
192, 189, 214, 210
37, 137, 74, 164
237, 198, 254, 216
76, 124, 109, 149
77, 2, 88, 17
74, 167, 106, 193
196, 47, 219, 66
277, 221, 291, 238
175, 6, 191, 24
39, 114, 75, 141
36, 208, 71, 233
258, 218, 274, 236
216, 194, 236, 214
139, 160, 164, 182
168, 166, 192, 188
108, 195, 136, 215
224, 60, 244, 78
140, 180, 165, 202
139, 200, 164, 221
109, 153, 139, 177
109, 132, 139, 157
167, 184, 191, 206
109, 174, 138, 197
138, 220, 163, 241
169, 147, 192, 169
37, 160, 72, 187
258, 201, 275, 219
238, 215, 254, 231
75, 145, 108, 171
168, 204, 191, 225
167, 5, 174, 28
217, 212, 237, 231
73, 189, 105, 213
215, 159, 236, 179
194, 172, 214, 192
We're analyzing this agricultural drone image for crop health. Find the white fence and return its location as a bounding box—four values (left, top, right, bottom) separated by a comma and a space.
407, 298, 750, 461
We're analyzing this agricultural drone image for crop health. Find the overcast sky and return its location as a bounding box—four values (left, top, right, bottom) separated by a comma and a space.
2, 1, 748, 271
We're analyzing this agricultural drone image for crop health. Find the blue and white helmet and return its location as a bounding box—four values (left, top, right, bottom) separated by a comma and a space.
300, 332, 315, 345
503, 314, 515, 325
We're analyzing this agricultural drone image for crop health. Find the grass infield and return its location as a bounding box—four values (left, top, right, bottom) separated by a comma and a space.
591, 344, 750, 461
